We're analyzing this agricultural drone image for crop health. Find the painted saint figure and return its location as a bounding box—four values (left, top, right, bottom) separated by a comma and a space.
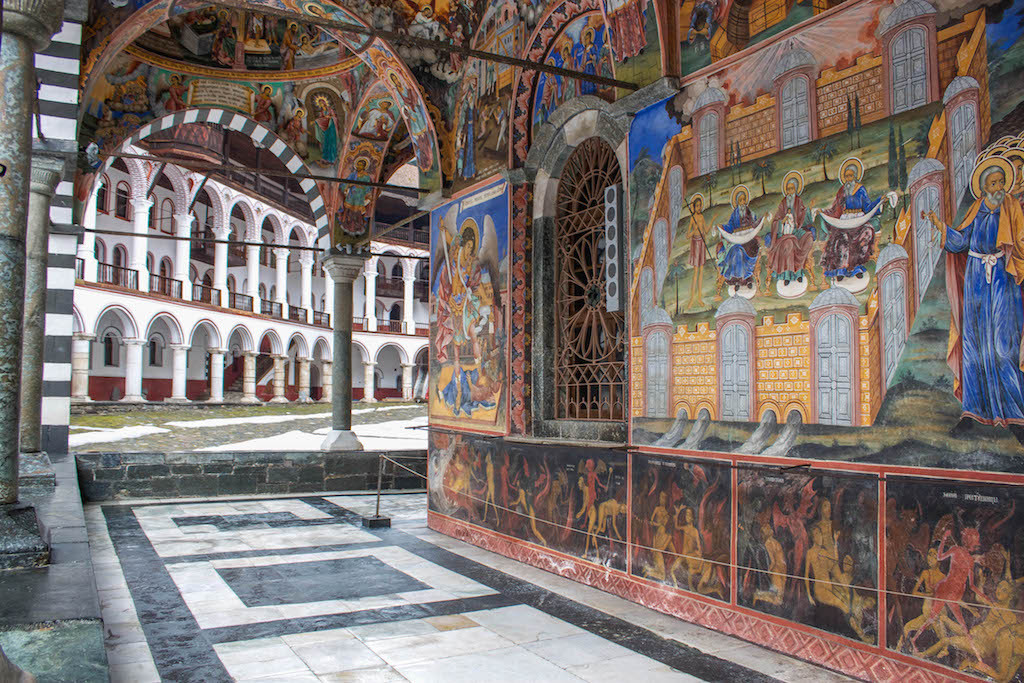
929, 156, 1024, 443
312, 95, 339, 167
716, 185, 762, 291
164, 75, 188, 112
686, 194, 709, 308
765, 171, 817, 294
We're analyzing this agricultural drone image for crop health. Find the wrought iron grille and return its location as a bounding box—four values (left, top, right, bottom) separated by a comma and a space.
553, 137, 625, 421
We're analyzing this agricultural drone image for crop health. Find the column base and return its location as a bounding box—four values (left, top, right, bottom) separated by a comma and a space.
207, 397, 225, 404
71, 396, 93, 403
120, 396, 146, 403
19, 452, 54, 489
0, 504, 50, 569
165, 397, 191, 404
269, 396, 289, 403
239, 396, 260, 404
320, 429, 364, 452
361, 397, 378, 404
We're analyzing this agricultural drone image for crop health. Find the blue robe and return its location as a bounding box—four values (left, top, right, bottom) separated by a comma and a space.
821, 184, 883, 278
945, 202, 1024, 425
461, 106, 476, 179
718, 206, 759, 284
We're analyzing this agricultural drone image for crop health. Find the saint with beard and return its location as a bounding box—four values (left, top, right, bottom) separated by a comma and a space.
766, 171, 816, 288
931, 157, 1024, 441
716, 185, 760, 287
818, 158, 892, 279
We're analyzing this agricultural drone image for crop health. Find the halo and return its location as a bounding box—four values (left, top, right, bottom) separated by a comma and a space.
781, 170, 804, 196
995, 135, 1016, 146
970, 155, 1014, 200
458, 217, 480, 252
688, 193, 706, 212
293, 107, 305, 117
1002, 147, 1024, 188
839, 156, 864, 182
379, 99, 393, 109
313, 94, 330, 109
583, 26, 595, 42
979, 144, 1009, 163
730, 184, 750, 208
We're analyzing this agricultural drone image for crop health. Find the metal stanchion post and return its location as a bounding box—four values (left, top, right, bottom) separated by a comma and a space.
361, 454, 391, 528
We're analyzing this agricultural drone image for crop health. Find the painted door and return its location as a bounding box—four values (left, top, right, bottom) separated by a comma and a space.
882, 272, 907, 386
914, 184, 940, 301
890, 27, 928, 114
950, 103, 977, 205
780, 77, 811, 150
645, 331, 669, 417
699, 112, 719, 175
816, 313, 853, 426
720, 323, 750, 421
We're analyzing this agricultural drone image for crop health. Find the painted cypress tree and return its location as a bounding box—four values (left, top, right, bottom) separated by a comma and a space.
846, 97, 855, 150
854, 94, 862, 147
898, 125, 908, 209
887, 120, 898, 191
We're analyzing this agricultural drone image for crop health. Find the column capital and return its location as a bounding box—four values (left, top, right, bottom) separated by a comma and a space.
322, 252, 369, 283
322, 360, 333, 366
274, 246, 290, 258
242, 350, 259, 357
208, 347, 227, 356
212, 225, 232, 240
30, 156, 65, 197
169, 344, 191, 351
401, 363, 416, 369
298, 251, 315, 266
272, 353, 288, 361
130, 197, 154, 215
2, 0, 65, 51
363, 360, 377, 368
174, 213, 196, 230
73, 333, 96, 342
298, 356, 313, 363
124, 338, 147, 347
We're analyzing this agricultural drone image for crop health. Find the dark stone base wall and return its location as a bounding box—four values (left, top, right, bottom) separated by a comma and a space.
75, 450, 427, 500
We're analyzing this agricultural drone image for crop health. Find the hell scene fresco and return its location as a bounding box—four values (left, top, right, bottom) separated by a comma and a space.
428, 431, 629, 570
630, 0, 1024, 467
631, 454, 731, 601
737, 467, 879, 644
429, 180, 509, 434
886, 478, 1024, 682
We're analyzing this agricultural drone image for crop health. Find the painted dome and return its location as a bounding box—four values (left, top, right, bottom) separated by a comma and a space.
809, 286, 860, 310
693, 87, 728, 111
715, 295, 756, 318
876, 244, 909, 272
907, 158, 945, 186
877, 0, 937, 37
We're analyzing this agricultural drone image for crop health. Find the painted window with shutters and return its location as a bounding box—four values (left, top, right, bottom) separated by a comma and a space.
645, 331, 669, 418
914, 184, 941, 301
950, 103, 977, 205
882, 271, 907, 386
699, 112, 719, 175
890, 26, 928, 114
780, 77, 811, 150
720, 323, 751, 422
816, 313, 853, 426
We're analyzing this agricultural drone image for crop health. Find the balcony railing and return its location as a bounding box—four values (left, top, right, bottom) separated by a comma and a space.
375, 279, 405, 298
261, 300, 283, 318
98, 262, 139, 290
313, 310, 331, 328
149, 274, 183, 299
378, 319, 403, 334
288, 305, 308, 323
414, 279, 429, 299
193, 283, 221, 306
353, 317, 365, 331
414, 324, 429, 337
75, 258, 84, 279
228, 291, 253, 312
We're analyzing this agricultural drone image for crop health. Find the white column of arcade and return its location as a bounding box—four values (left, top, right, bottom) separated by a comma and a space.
299, 251, 314, 320
212, 223, 231, 305
174, 213, 194, 301
130, 197, 153, 292
208, 348, 226, 402
271, 354, 288, 402
78, 187, 99, 282
275, 247, 289, 312
122, 339, 146, 401
364, 258, 377, 331
71, 334, 94, 400
168, 344, 190, 402
362, 361, 377, 403
246, 244, 261, 311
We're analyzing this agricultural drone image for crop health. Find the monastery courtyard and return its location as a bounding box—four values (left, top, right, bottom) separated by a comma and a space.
81, 491, 848, 682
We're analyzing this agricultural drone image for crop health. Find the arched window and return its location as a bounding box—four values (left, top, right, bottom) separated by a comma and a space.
949, 102, 977, 205
146, 252, 154, 274
96, 176, 110, 214
102, 329, 121, 367
377, 261, 387, 280
816, 313, 853, 426
698, 112, 720, 175
227, 275, 236, 293
645, 331, 669, 418
259, 283, 267, 301
148, 195, 157, 231
94, 238, 107, 264
392, 263, 403, 279
720, 323, 751, 421
114, 183, 131, 219
780, 76, 811, 150
390, 304, 401, 321
113, 245, 128, 285
148, 333, 165, 367
554, 137, 625, 420
913, 184, 941, 300
881, 271, 907, 385
159, 257, 171, 279
270, 285, 277, 302
890, 26, 928, 114
160, 199, 174, 234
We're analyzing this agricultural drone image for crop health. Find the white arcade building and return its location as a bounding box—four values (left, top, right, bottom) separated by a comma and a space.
72, 155, 430, 405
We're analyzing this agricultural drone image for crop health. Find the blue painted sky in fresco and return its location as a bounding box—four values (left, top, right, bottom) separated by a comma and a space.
628, 101, 681, 171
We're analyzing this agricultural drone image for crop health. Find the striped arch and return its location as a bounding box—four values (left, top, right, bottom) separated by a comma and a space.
95, 108, 330, 233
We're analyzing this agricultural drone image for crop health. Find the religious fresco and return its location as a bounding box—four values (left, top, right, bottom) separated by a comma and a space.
628, 0, 1024, 463
531, 12, 615, 130
737, 468, 878, 643
428, 430, 629, 570
429, 180, 510, 434
351, 87, 400, 142
886, 477, 1024, 681
630, 454, 731, 601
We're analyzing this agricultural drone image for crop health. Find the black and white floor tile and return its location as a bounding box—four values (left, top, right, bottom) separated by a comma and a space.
86, 494, 849, 682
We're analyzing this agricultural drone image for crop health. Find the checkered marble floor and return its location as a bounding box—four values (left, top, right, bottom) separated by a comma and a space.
86, 493, 849, 682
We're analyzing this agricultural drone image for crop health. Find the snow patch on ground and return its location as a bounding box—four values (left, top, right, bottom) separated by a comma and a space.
163, 405, 416, 429
69, 425, 170, 446
198, 417, 428, 452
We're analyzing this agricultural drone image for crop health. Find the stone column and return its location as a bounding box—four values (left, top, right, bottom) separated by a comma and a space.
321, 251, 366, 451
212, 225, 230, 304
173, 214, 194, 301
167, 344, 189, 403
299, 251, 314, 319
320, 361, 333, 403
0, 0, 64, 523
297, 357, 312, 402
246, 244, 260, 310
130, 197, 153, 292
270, 354, 288, 403
274, 247, 289, 311
402, 271, 416, 334
71, 334, 94, 401
362, 361, 377, 403
122, 339, 146, 402
240, 351, 259, 403
324, 271, 334, 324
208, 348, 225, 402
19, 156, 63, 455
401, 363, 415, 401
78, 186, 99, 282
364, 257, 377, 331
